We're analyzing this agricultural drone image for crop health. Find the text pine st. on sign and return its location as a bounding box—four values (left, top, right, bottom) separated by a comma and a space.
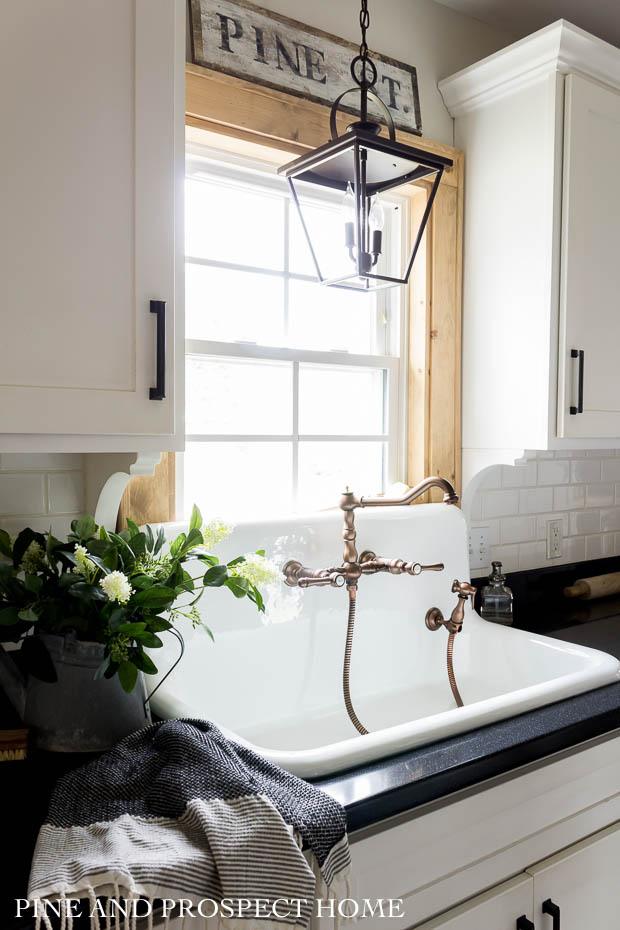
189, 0, 422, 136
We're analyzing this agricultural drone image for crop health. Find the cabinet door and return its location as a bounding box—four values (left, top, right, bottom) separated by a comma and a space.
558, 74, 620, 439
528, 821, 620, 929
414, 875, 533, 930
0, 0, 184, 450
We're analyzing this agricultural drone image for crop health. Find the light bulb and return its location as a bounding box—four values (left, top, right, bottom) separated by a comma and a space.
369, 195, 385, 232
343, 181, 355, 252
369, 195, 384, 259
342, 182, 356, 222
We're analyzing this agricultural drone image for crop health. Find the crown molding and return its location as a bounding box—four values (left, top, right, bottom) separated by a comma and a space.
439, 20, 620, 116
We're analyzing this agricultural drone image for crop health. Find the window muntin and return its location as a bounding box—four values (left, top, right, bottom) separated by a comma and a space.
182, 150, 406, 520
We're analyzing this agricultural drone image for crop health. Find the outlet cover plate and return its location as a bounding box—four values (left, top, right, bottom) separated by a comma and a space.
547, 518, 563, 559
469, 526, 489, 570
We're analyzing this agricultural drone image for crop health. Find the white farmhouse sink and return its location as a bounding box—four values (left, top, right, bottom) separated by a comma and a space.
151, 505, 620, 777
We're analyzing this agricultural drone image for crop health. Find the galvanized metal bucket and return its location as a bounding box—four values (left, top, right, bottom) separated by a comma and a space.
0, 633, 151, 751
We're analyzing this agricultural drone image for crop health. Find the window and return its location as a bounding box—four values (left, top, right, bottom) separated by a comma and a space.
181, 147, 407, 520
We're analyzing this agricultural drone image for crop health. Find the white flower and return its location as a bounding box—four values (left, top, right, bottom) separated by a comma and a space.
20, 541, 44, 573
231, 553, 280, 588
100, 570, 133, 605
201, 519, 234, 551
73, 544, 96, 577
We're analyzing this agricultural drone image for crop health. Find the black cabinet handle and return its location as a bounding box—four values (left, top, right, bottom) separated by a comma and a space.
542, 899, 560, 930
517, 918, 535, 930
569, 348, 584, 415
149, 300, 166, 400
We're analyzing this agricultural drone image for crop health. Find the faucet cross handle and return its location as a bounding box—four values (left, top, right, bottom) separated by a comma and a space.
425, 579, 476, 635
451, 579, 477, 609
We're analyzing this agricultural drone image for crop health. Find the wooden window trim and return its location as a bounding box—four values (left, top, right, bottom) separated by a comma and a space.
118, 63, 463, 526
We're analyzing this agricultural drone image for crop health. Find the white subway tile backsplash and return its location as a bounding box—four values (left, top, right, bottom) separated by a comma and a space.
0, 474, 45, 516
564, 535, 586, 563
501, 461, 537, 488
569, 510, 600, 536
570, 459, 601, 484
585, 535, 603, 560
601, 458, 620, 482
537, 460, 569, 485
0, 453, 85, 535
482, 489, 520, 519
486, 544, 520, 573
469, 449, 620, 574
519, 487, 553, 514
500, 515, 537, 545
519, 541, 547, 570
600, 507, 620, 533
553, 485, 586, 510
586, 483, 615, 508
47, 472, 84, 514
0, 514, 78, 538
586, 533, 616, 560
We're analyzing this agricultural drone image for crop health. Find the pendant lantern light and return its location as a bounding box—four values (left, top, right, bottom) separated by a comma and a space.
278, 0, 453, 291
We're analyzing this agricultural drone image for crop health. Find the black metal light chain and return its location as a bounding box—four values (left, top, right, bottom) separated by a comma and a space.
359, 0, 370, 65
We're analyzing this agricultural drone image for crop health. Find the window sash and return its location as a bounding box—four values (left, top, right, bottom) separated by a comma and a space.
182, 148, 407, 516
183, 340, 400, 512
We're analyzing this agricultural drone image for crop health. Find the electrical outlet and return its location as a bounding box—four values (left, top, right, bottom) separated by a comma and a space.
469, 526, 489, 570
547, 518, 563, 559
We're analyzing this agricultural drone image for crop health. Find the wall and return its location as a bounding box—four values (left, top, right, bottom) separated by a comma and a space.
467, 450, 620, 578
0, 454, 85, 540
186, 0, 515, 146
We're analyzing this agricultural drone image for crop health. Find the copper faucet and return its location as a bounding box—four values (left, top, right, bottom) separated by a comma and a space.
283, 476, 459, 590
426, 579, 477, 634
283, 476, 468, 734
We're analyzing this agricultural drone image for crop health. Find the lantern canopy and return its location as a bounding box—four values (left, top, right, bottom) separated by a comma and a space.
278, 2, 453, 292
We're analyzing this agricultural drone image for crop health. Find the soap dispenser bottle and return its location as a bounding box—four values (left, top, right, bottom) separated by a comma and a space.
480, 561, 513, 625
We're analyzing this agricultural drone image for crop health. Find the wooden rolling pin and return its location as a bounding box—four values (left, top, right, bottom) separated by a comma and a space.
564, 571, 620, 600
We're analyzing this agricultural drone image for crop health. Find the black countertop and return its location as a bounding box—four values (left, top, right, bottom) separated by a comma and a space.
317, 682, 620, 831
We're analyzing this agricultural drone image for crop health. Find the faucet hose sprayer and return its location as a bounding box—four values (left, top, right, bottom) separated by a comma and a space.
342, 585, 369, 735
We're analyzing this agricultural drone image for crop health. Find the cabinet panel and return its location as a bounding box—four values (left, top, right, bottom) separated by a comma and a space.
528, 821, 620, 930
0, 0, 183, 446
558, 74, 620, 438
414, 875, 533, 930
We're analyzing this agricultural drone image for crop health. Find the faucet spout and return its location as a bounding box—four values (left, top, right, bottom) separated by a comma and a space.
360, 475, 459, 508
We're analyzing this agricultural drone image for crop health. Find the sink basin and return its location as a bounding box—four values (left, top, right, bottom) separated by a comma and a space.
151, 505, 620, 777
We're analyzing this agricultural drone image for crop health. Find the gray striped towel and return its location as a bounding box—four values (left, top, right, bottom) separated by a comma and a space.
28, 719, 352, 930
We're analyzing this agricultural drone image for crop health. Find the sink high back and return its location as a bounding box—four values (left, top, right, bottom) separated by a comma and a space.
152, 504, 620, 777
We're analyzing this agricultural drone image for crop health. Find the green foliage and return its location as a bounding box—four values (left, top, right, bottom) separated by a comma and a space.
0, 508, 274, 693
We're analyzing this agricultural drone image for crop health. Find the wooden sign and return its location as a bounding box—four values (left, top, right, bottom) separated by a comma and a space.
189, 0, 422, 136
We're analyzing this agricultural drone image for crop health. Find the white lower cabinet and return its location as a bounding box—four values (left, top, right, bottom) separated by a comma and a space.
415, 875, 534, 930
528, 821, 620, 930
416, 821, 620, 930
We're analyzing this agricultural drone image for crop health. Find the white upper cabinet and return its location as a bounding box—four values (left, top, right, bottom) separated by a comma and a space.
558, 74, 620, 440
440, 22, 620, 487
0, 0, 184, 452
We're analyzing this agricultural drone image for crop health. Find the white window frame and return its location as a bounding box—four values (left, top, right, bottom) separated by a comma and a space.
179, 145, 408, 517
